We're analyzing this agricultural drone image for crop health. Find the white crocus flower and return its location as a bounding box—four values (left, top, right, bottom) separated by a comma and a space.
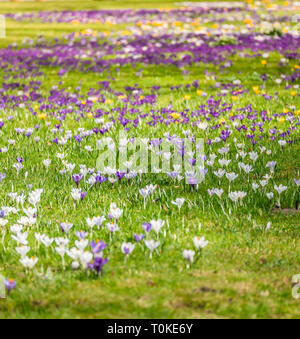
20, 256, 38, 269
150, 219, 165, 234
79, 251, 93, 268
228, 191, 247, 203
28, 189, 43, 206
193, 236, 209, 250
40, 235, 53, 248
67, 247, 82, 261
0, 218, 8, 227
75, 239, 89, 251
43, 159, 51, 168
226, 172, 238, 183
71, 188, 82, 201
11, 232, 28, 245
249, 152, 258, 162
274, 184, 288, 195
10, 224, 23, 234
139, 188, 151, 198
144, 239, 160, 258
109, 203, 123, 220
171, 198, 185, 210
214, 169, 226, 179
15, 246, 30, 258
183, 250, 195, 264
121, 242, 135, 256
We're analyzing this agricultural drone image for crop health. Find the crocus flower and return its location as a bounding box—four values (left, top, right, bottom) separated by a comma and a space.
144, 239, 160, 258
121, 242, 135, 256
89, 257, 108, 275
171, 198, 185, 210
60, 222, 73, 233
183, 250, 195, 267
4, 279, 16, 294
142, 222, 152, 232
76, 231, 89, 239
193, 236, 209, 250
134, 234, 145, 242
90, 240, 107, 254
0, 173, 6, 182
72, 174, 83, 188
150, 219, 165, 234
295, 179, 300, 187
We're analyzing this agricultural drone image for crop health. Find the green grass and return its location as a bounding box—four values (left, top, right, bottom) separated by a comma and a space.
0, 0, 299, 319
0, 0, 244, 14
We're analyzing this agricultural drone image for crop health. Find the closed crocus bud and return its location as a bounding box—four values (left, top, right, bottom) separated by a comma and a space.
72, 261, 80, 270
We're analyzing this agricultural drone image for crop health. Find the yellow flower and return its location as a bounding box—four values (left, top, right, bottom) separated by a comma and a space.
87, 113, 93, 118
252, 86, 260, 94
197, 90, 203, 96
295, 110, 300, 116
173, 21, 182, 27
261, 60, 267, 66
184, 95, 191, 101
291, 91, 297, 96
106, 99, 113, 104
38, 113, 47, 120
170, 113, 180, 119
219, 118, 226, 124
232, 96, 238, 101
282, 27, 288, 34
121, 30, 131, 36
81, 100, 86, 105
244, 18, 253, 25
278, 117, 285, 123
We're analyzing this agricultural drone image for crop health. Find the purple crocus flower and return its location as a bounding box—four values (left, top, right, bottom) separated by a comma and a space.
0, 210, 6, 218
89, 257, 108, 275
60, 222, 73, 233
0, 173, 6, 182
76, 231, 89, 239
16, 157, 23, 163
80, 191, 87, 200
90, 240, 107, 254
142, 222, 152, 232
72, 174, 83, 188
188, 158, 196, 166
95, 175, 108, 186
295, 179, 300, 186
74, 135, 83, 143
115, 171, 126, 180
4, 279, 16, 293
134, 234, 145, 242
187, 177, 199, 189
